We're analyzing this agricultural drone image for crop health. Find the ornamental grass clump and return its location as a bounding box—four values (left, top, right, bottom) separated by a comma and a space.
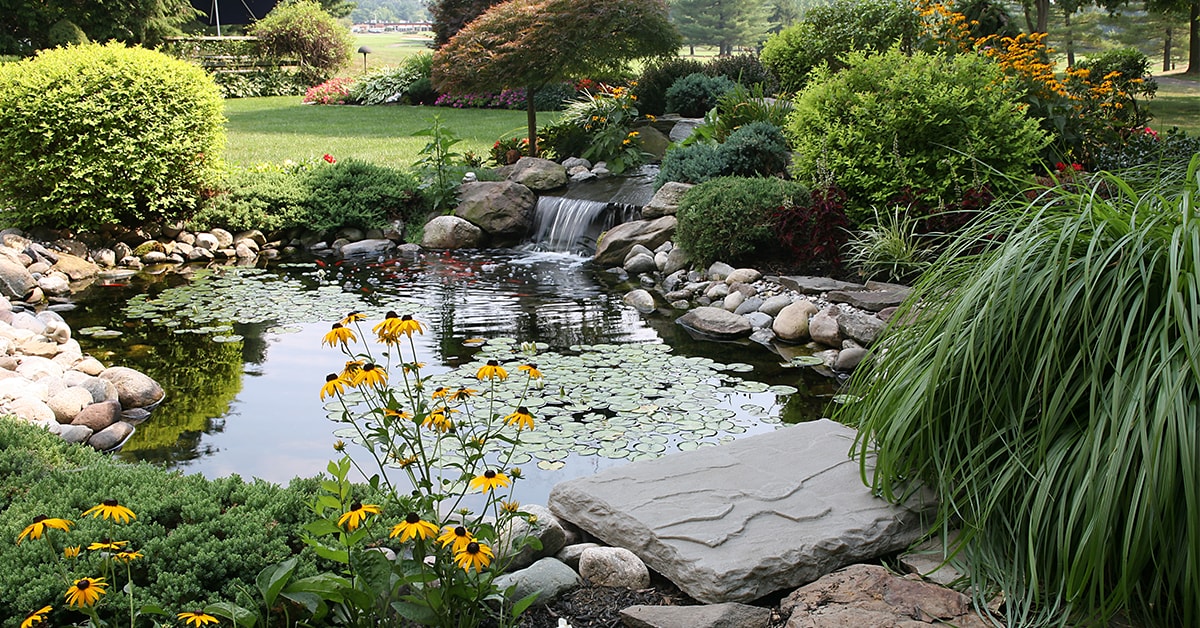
837, 157, 1200, 626
306, 311, 545, 626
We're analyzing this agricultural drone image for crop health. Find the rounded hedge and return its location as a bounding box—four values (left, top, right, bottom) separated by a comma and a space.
665, 72, 736, 118
0, 42, 225, 231
675, 176, 810, 266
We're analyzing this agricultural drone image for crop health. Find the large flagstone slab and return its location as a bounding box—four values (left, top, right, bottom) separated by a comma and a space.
547, 419, 935, 603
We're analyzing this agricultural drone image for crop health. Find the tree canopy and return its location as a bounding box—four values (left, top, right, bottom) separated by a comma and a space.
672, 0, 772, 55
433, 0, 681, 154
0, 0, 196, 55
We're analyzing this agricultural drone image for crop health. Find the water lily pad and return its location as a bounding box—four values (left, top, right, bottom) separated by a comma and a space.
767, 385, 799, 395
536, 460, 566, 471
782, 355, 825, 368
91, 330, 123, 339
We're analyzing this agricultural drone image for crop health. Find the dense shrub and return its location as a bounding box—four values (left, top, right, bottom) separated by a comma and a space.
771, 186, 852, 271
191, 168, 310, 233
0, 42, 224, 231
249, 0, 352, 86
1076, 47, 1157, 99
665, 73, 736, 117
633, 57, 704, 116
787, 49, 1046, 226
655, 142, 726, 187
47, 19, 88, 47
351, 65, 420, 105
716, 121, 790, 178
533, 82, 579, 111
704, 54, 777, 93
0, 417, 320, 623
304, 76, 356, 104
1093, 127, 1200, 172
214, 68, 308, 98
675, 176, 810, 266
401, 52, 439, 105
760, 0, 919, 93
304, 159, 422, 232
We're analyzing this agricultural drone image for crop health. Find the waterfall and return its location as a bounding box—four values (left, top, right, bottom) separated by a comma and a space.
525, 164, 658, 255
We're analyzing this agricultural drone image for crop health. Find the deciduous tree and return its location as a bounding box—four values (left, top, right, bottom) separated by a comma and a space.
0, 0, 196, 55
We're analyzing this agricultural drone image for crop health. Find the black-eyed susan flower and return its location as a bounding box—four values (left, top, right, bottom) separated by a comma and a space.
337, 502, 381, 531
504, 406, 535, 430
83, 499, 135, 524
63, 545, 81, 559
518, 363, 543, 379
340, 311, 366, 325
450, 387, 478, 401
389, 513, 440, 542
510, 467, 524, 479
352, 363, 387, 388
88, 538, 129, 552
333, 440, 346, 452
384, 408, 413, 420
320, 373, 346, 400
64, 577, 107, 607
17, 515, 73, 544
431, 387, 448, 399
321, 323, 356, 348
341, 359, 364, 378
113, 549, 144, 563
177, 611, 220, 627
454, 541, 494, 571
374, 312, 425, 343
476, 359, 507, 381
393, 454, 419, 468
422, 409, 453, 432
500, 500, 521, 513
469, 470, 510, 493
437, 525, 474, 553
21, 605, 51, 628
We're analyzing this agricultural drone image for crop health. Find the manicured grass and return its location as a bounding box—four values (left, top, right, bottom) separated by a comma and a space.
1148, 73, 1200, 135
222, 96, 534, 166
351, 31, 434, 74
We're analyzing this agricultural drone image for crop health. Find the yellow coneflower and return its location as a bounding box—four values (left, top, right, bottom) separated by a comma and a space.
389, 513, 440, 542
82, 500, 136, 524
422, 409, 454, 432
431, 387, 449, 399
437, 525, 474, 553
374, 312, 426, 343
469, 470, 511, 493
17, 515, 73, 544
340, 311, 366, 325
63, 545, 81, 559
393, 454, 419, 468
384, 408, 412, 421
320, 373, 346, 400
476, 359, 508, 381
21, 605, 52, 628
454, 541, 494, 571
402, 361, 426, 374
113, 549, 144, 563
337, 502, 381, 531
450, 387, 478, 401
500, 500, 521, 513
333, 440, 346, 452
176, 611, 220, 627
341, 359, 364, 378
504, 407, 535, 430
321, 323, 356, 348
517, 363, 542, 379
64, 577, 107, 607
88, 539, 128, 552
352, 363, 387, 388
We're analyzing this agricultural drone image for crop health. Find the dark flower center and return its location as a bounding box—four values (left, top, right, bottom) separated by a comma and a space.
350, 501, 363, 511
103, 499, 118, 507
363, 363, 377, 372
466, 542, 480, 553
527, 363, 538, 369
401, 314, 413, 321
484, 470, 496, 479
487, 359, 499, 366
517, 406, 529, 414
77, 580, 91, 590
405, 512, 420, 524
454, 526, 467, 536
33, 514, 47, 523
385, 310, 399, 319
330, 322, 343, 330
326, 373, 339, 382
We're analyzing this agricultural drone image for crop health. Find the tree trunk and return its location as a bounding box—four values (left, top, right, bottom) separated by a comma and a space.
1189, 0, 1200, 74
1035, 0, 1049, 33
526, 85, 539, 156
1064, 11, 1074, 67
1023, 1, 1034, 34
1165, 26, 1172, 72
689, 44, 695, 55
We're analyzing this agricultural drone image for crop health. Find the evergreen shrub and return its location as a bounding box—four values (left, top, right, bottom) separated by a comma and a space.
304, 159, 422, 232
633, 57, 704, 116
705, 54, 777, 93
191, 168, 310, 233
665, 73, 736, 118
675, 176, 810, 266
655, 142, 726, 187
716, 121, 790, 178
249, 0, 351, 86
0, 42, 224, 231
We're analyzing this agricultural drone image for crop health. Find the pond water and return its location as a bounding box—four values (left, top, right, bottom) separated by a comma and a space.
65, 249, 840, 504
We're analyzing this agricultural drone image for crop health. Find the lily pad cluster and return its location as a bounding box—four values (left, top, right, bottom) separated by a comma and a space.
330, 338, 797, 471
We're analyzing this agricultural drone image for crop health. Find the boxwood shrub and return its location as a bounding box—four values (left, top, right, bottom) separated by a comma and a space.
664, 73, 736, 118
0, 42, 225, 231
304, 159, 423, 232
675, 176, 810, 266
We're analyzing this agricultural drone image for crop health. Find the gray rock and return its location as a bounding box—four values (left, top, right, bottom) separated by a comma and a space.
422, 216, 484, 249
88, 421, 134, 451
49, 252, 99, 281
554, 542, 600, 570
493, 557, 581, 607
743, 312, 773, 329
71, 400, 122, 431
704, 283, 729, 300
625, 244, 654, 262
93, 248, 117, 267
562, 157, 592, 170
675, 307, 752, 339
642, 182, 693, 219
98, 366, 164, 409
707, 262, 735, 281
569, 170, 597, 183
594, 216, 677, 267
728, 282, 757, 298
340, 239, 397, 258
194, 233, 219, 250
653, 251, 669, 272
579, 546, 650, 588
234, 243, 257, 260
772, 301, 819, 342
781, 564, 992, 628
733, 296, 763, 316
498, 504, 568, 570
0, 257, 35, 300
624, 253, 657, 275
898, 534, 965, 587
121, 407, 152, 424
141, 251, 168, 264
50, 422, 93, 444
7, 397, 56, 423
662, 270, 686, 294
772, 276, 864, 295
749, 328, 777, 345
725, 268, 762, 284
632, 124, 670, 160
508, 157, 568, 191
188, 247, 215, 262
837, 308, 886, 346
827, 288, 910, 312
662, 246, 691, 276
455, 181, 537, 245
758, 295, 794, 317
37, 274, 71, 296
75, 357, 106, 376
834, 347, 867, 371
113, 242, 133, 260
722, 291, 745, 312
548, 420, 935, 604
669, 118, 703, 142
211, 228, 235, 248
173, 242, 195, 256
808, 306, 842, 347
621, 602, 771, 628
624, 289, 657, 314
79, 376, 120, 403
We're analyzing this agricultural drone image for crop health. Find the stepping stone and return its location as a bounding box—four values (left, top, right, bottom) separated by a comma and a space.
548, 419, 935, 604
770, 275, 864, 294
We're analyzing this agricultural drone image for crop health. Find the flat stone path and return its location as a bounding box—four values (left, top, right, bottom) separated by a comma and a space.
548, 419, 936, 604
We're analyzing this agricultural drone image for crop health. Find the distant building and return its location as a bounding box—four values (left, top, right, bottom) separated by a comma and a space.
352, 22, 433, 33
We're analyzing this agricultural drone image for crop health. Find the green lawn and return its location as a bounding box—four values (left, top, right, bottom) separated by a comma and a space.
222, 96, 534, 167
1147, 72, 1200, 136
351, 31, 434, 74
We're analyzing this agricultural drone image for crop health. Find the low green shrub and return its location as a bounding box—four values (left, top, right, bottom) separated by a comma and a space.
716, 121, 790, 178
305, 159, 423, 232
0, 416, 319, 624
533, 82, 578, 111
675, 176, 810, 266
214, 68, 308, 98
665, 73, 736, 117
655, 142, 726, 187
704, 54, 777, 93
191, 167, 311, 233
633, 57, 704, 116
1093, 127, 1200, 173
47, 19, 88, 47
1075, 47, 1157, 100
0, 42, 224, 231
351, 65, 421, 105
787, 49, 1047, 226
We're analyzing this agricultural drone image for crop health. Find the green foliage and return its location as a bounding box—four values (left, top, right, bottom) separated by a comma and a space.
633, 57, 704, 116
655, 142, 726, 187
838, 160, 1200, 627
191, 168, 311, 233
249, 0, 352, 86
0, 0, 195, 56
402, 52, 439, 105
716, 121, 790, 177
215, 69, 308, 98
0, 416, 319, 624
787, 49, 1046, 226
0, 42, 224, 231
843, 207, 934, 282
1093, 127, 1200, 172
412, 115, 466, 212
760, 0, 920, 93
1076, 47, 1158, 99
352, 65, 422, 105
704, 82, 794, 141
532, 82, 578, 111
665, 72, 737, 117
429, 0, 505, 47
305, 159, 423, 232
545, 87, 650, 173
46, 19, 87, 47
675, 176, 810, 265
672, 0, 772, 56
704, 53, 778, 93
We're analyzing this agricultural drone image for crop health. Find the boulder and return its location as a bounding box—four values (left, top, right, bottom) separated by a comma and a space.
722, 291, 745, 312
498, 504, 568, 570
808, 306, 842, 347
71, 400, 122, 431
37, 274, 71, 296
548, 420, 935, 604
624, 253, 657, 275
194, 232, 219, 250
421, 216, 484, 249
508, 157, 568, 191
50, 252, 100, 281
837, 309, 886, 346
725, 268, 762, 284
772, 301, 819, 342
675, 307, 752, 339
781, 564, 992, 628
624, 289, 657, 314
827, 287, 910, 312
562, 157, 592, 171
578, 546, 650, 588
6, 397, 56, 423
663, 246, 691, 276
668, 118, 703, 143
455, 181, 537, 245
744, 312, 773, 329
49, 422, 93, 444
554, 542, 600, 571
758, 294, 794, 317
621, 603, 772, 628
707, 262, 735, 281
210, 228, 235, 248
494, 557, 581, 607
594, 216, 677, 267
631, 125, 670, 161
98, 366, 164, 409
88, 421, 134, 451
79, 376, 120, 403
0, 257, 35, 300
772, 276, 864, 295
834, 346, 868, 371
339, 239, 397, 258
48, 386, 94, 423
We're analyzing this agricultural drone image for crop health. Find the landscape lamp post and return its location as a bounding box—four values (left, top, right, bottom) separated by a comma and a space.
358, 46, 372, 72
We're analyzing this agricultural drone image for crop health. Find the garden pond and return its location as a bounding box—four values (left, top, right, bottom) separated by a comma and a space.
64, 249, 840, 503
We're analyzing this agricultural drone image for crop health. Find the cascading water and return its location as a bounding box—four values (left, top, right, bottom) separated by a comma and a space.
526, 164, 658, 255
